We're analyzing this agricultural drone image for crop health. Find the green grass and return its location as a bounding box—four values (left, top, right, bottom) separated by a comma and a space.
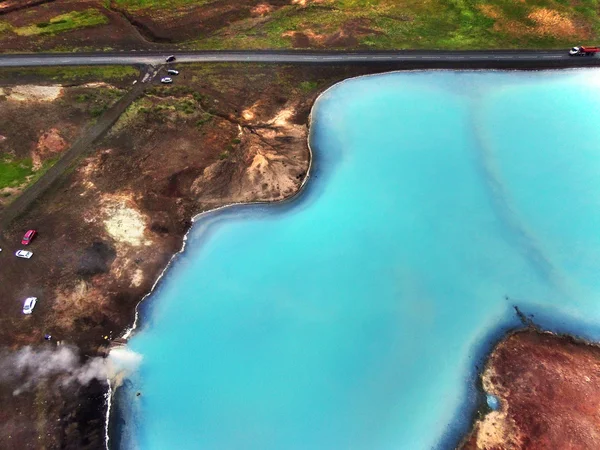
0, 21, 11, 34
27, 156, 60, 186
0, 65, 139, 82
112, 0, 212, 11
110, 98, 151, 134
183, 0, 600, 50
0, 155, 61, 197
3, 0, 597, 51
75, 88, 124, 117
0, 156, 34, 189
11, 9, 108, 37
298, 80, 319, 92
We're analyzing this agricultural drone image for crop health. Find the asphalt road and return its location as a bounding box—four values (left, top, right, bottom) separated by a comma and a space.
0, 50, 597, 67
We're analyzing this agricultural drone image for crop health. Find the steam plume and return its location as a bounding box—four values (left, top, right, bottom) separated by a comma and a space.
0, 345, 142, 395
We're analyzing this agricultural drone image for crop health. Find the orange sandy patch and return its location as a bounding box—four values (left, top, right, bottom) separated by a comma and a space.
283, 29, 328, 45
480, 4, 586, 39
2, 85, 63, 102
251, 3, 273, 16
478, 4, 502, 20
32, 128, 67, 170
528, 8, 576, 38
291, 0, 325, 6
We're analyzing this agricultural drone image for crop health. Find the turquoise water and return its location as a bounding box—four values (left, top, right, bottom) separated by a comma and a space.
120, 70, 600, 450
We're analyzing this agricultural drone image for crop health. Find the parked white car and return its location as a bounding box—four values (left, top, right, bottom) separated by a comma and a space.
15, 250, 33, 259
23, 297, 37, 314
160, 77, 173, 84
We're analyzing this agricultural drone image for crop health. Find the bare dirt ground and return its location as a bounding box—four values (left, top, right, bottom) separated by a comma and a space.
0, 75, 129, 207
461, 329, 600, 450
0, 0, 150, 52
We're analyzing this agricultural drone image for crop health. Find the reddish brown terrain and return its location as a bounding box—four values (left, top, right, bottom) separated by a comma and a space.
0, 0, 145, 52
461, 329, 600, 450
0, 75, 134, 207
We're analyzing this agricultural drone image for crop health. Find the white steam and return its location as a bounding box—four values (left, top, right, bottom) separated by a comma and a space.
0, 345, 142, 396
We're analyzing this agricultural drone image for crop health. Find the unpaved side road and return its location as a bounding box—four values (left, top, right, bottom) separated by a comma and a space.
0, 66, 154, 237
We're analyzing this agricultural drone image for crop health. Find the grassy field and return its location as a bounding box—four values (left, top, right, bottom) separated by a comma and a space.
0, 155, 59, 192
112, 0, 212, 10
0, 0, 598, 51
0, 156, 35, 190
0, 65, 139, 83
179, 0, 600, 49
1, 9, 108, 38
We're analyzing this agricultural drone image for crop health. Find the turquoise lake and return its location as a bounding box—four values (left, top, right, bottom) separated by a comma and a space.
118, 69, 600, 449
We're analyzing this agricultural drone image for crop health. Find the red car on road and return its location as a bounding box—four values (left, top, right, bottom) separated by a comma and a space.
21, 230, 36, 246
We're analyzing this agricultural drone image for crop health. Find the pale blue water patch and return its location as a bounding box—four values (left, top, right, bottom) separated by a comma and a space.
119, 69, 600, 450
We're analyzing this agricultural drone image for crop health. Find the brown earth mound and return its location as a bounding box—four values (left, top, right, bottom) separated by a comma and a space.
461, 329, 600, 450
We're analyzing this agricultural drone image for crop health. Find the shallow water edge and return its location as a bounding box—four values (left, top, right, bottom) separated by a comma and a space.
107, 68, 600, 450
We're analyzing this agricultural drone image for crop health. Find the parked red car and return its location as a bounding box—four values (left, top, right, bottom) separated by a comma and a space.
21, 230, 36, 246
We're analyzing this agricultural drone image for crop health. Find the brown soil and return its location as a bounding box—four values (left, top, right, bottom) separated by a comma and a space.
0, 0, 55, 14
0, 79, 127, 206
0, 0, 149, 52
111, 0, 290, 44
461, 329, 600, 450
286, 18, 383, 49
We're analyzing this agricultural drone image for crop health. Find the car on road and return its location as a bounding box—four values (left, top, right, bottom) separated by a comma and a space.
569, 46, 600, 56
160, 77, 173, 84
15, 250, 33, 259
22, 297, 37, 315
166, 55, 176, 63
167, 69, 179, 76
21, 229, 36, 245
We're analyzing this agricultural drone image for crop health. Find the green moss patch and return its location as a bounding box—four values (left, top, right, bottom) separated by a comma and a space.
11, 9, 108, 37
0, 156, 35, 190
0, 65, 139, 83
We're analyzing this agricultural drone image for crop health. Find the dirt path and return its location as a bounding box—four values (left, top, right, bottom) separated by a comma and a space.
0, 66, 153, 239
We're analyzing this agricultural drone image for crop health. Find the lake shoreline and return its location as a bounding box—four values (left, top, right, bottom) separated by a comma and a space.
69, 67, 600, 450
104, 88, 319, 449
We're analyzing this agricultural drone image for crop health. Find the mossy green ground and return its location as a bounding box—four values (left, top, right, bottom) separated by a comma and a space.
0, 156, 56, 191
0, 66, 139, 83
178, 0, 600, 49
112, 0, 212, 11
0, 9, 107, 37
1, 0, 598, 49
0, 67, 134, 195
